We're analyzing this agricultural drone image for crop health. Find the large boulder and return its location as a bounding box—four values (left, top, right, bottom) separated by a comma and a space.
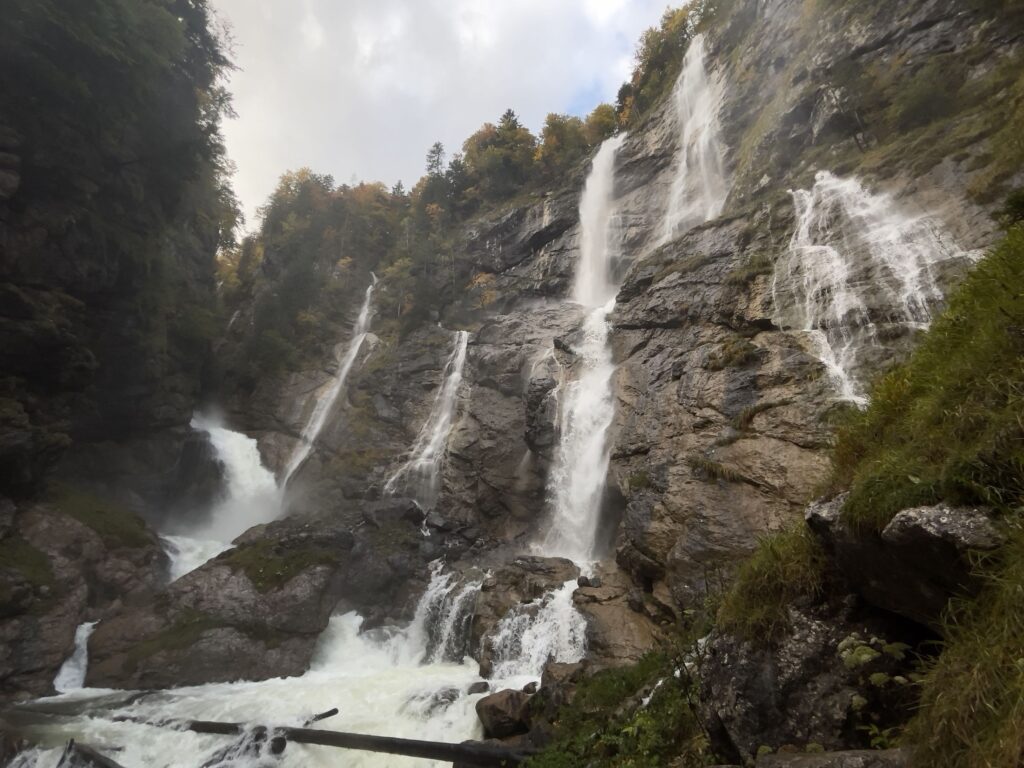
757, 751, 907, 768
699, 601, 921, 764
806, 496, 1005, 628
475, 689, 532, 739
0, 497, 167, 701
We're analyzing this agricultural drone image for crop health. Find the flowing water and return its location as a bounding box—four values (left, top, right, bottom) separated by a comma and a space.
163, 414, 282, 579
52, 622, 98, 693
660, 33, 729, 244
384, 330, 469, 508
17, 614, 485, 768
772, 170, 969, 403
282, 277, 378, 487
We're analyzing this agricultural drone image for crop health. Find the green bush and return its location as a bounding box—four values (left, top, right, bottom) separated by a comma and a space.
831, 226, 1024, 531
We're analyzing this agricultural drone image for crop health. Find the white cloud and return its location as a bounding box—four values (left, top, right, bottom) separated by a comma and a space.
212, 0, 667, 225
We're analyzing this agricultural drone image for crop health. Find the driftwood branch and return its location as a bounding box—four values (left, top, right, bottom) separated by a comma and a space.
57, 740, 129, 768
110, 714, 534, 767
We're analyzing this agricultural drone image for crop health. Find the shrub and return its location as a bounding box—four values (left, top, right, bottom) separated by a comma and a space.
717, 523, 829, 642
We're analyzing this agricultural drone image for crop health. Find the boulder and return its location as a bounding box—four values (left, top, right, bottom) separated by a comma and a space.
756, 750, 907, 768
475, 689, 532, 739
806, 497, 1005, 627
699, 602, 920, 763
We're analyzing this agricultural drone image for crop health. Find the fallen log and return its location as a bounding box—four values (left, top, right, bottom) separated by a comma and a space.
110, 715, 535, 767
57, 740, 130, 768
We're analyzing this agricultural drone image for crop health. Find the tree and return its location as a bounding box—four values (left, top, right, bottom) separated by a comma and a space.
425, 141, 446, 176
462, 109, 537, 202
536, 113, 588, 178
585, 103, 620, 145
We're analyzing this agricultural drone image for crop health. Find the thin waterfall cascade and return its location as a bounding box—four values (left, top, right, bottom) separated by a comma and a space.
164, 415, 280, 579
281, 276, 378, 487
401, 561, 483, 665
541, 134, 626, 565
772, 170, 970, 403
660, 32, 729, 245
53, 621, 98, 693
486, 581, 587, 680
384, 330, 470, 507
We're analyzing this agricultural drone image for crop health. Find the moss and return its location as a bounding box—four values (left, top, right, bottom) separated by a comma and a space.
902, 528, 1024, 768
652, 253, 711, 285
0, 535, 56, 615
222, 540, 339, 593
48, 485, 156, 549
831, 226, 1024, 531
717, 523, 829, 643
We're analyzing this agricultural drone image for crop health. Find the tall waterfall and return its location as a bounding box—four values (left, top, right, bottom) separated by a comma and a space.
541, 134, 625, 564
660, 33, 729, 244
164, 414, 281, 579
384, 330, 469, 508
772, 171, 968, 403
281, 276, 378, 487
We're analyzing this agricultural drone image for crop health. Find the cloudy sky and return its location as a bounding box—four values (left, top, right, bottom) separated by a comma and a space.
211, 0, 670, 225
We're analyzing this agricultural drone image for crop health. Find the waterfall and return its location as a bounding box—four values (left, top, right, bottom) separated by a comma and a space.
53, 621, 98, 693
164, 414, 280, 579
384, 330, 469, 508
399, 561, 483, 665
772, 170, 968, 403
660, 33, 729, 244
281, 276, 378, 487
541, 134, 625, 564
487, 581, 587, 680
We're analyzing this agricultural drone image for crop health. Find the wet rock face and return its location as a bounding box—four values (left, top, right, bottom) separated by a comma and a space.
699, 601, 922, 763
0, 499, 167, 700
85, 513, 428, 690
806, 497, 1005, 628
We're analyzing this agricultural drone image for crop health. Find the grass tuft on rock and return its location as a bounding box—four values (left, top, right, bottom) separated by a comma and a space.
830, 225, 1024, 531
716, 523, 828, 643
905, 527, 1024, 768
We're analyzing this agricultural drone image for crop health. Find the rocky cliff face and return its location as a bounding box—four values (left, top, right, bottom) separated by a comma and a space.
221, 0, 1015, 617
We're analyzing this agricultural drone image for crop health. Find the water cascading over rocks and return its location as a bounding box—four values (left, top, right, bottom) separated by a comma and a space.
282, 276, 378, 487
660, 32, 729, 244
163, 414, 280, 579
772, 171, 972, 403
385, 330, 469, 509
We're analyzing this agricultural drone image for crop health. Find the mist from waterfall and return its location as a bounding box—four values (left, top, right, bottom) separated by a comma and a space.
281, 276, 378, 487
772, 170, 968, 403
660, 33, 729, 244
384, 330, 469, 508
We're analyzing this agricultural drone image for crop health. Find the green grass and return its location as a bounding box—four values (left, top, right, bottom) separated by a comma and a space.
222, 540, 339, 592
726, 252, 775, 286
687, 455, 751, 485
526, 653, 710, 768
830, 226, 1024, 531
905, 528, 1024, 768
716, 523, 829, 643
705, 336, 761, 371
0, 535, 56, 616
49, 485, 156, 549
